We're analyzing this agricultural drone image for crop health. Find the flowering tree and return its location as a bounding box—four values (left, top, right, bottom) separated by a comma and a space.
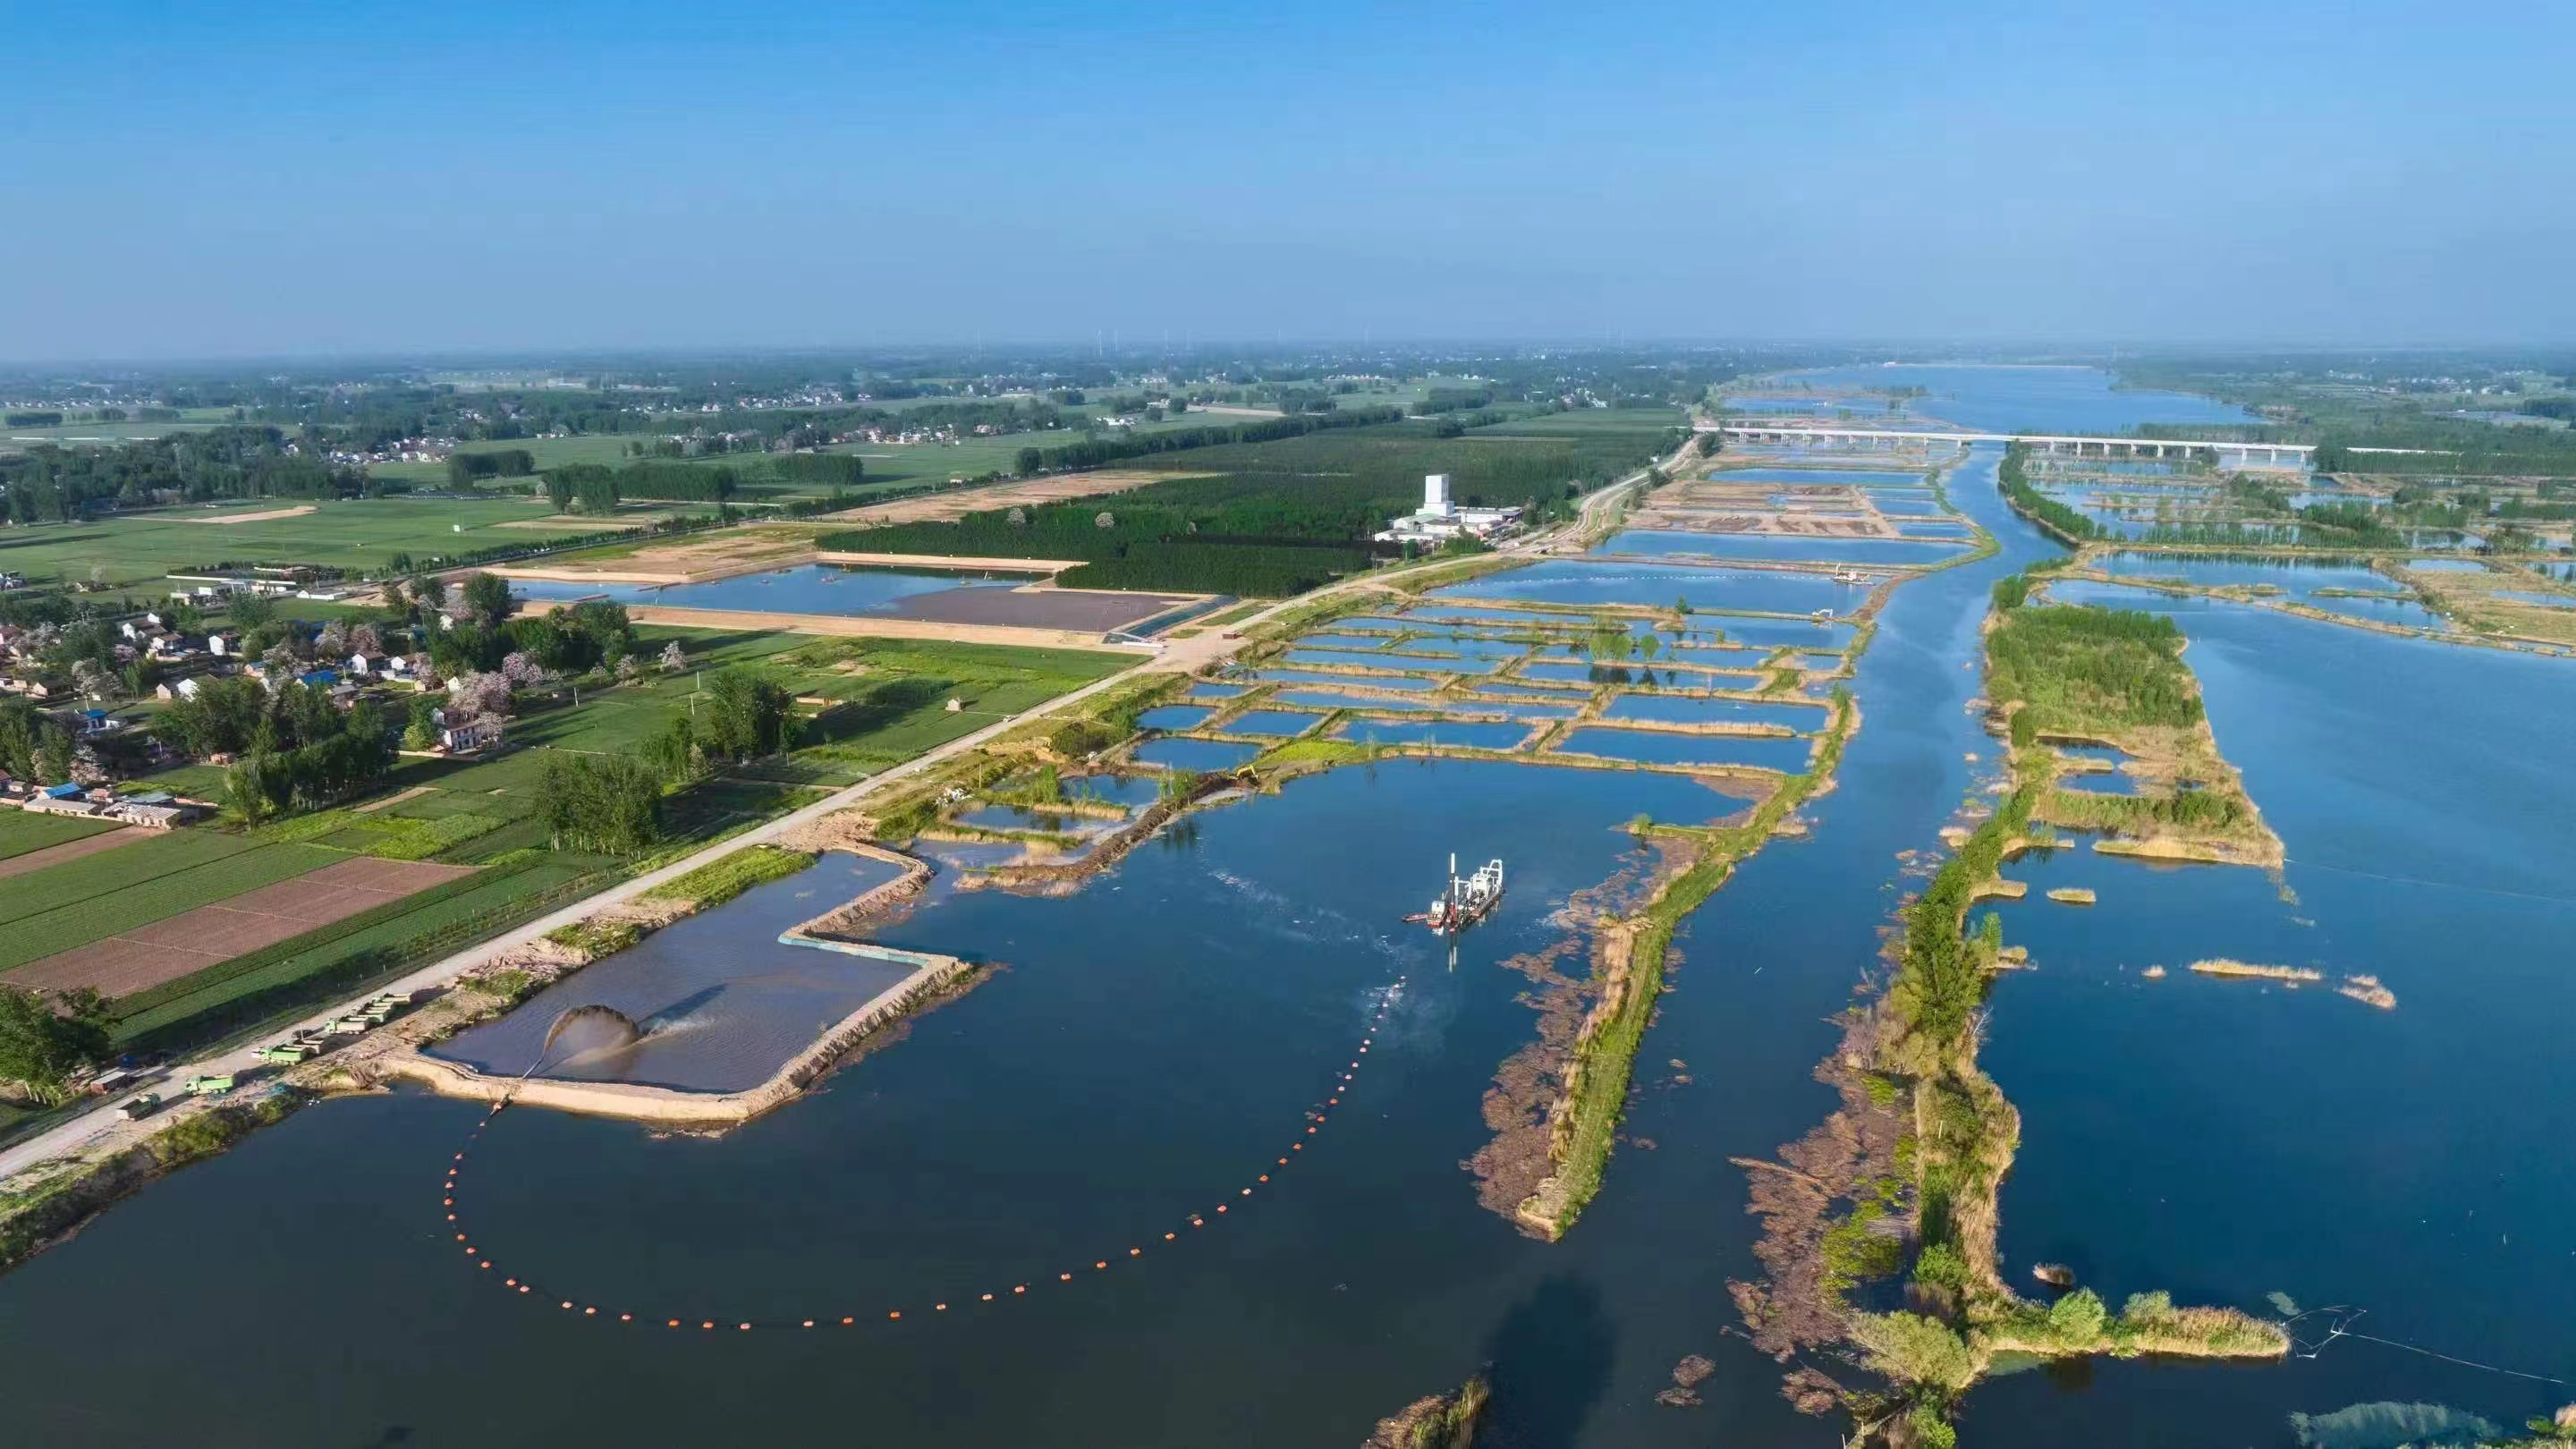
447, 670, 514, 717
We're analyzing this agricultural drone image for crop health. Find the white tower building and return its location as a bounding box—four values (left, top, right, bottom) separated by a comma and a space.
1423, 473, 1453, 518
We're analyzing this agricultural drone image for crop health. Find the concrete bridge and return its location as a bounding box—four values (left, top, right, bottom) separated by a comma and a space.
1697, 421, 2312, 470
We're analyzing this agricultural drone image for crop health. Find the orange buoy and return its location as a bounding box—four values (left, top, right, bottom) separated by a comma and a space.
889, 1310, 902, 1320
1059, 1273, 1072, 1282
982, 1292, 995, 1301
1095, 1261, 1107, 1270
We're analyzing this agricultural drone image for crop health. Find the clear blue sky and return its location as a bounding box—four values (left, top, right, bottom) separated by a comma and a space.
5, 0, 2572, 360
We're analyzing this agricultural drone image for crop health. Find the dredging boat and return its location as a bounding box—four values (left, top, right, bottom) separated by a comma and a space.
1406, 854, 1504, 936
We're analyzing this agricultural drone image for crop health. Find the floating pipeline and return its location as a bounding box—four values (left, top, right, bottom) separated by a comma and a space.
435, 977, 1411, 1330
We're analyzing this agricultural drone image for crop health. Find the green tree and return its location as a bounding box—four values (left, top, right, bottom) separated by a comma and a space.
460, 572, 516, 631
699, 667, 792, 758
536, 753, 665, 853
0, 987, 111, 1102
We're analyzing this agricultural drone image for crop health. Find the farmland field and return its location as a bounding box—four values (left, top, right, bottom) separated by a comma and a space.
0, 496, 631, 590
0, 810, 120, 863
0, 840, 344, 972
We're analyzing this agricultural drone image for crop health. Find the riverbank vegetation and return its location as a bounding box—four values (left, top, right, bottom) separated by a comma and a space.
1739, 568, 2292, 1445
1986, 587, 2280, 866
1362, 1371, 1489, 1449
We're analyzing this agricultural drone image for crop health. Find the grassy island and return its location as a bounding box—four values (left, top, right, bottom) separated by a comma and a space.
1736, 579, 2290, 1447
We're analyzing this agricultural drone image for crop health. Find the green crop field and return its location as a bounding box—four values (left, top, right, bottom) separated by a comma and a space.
0, 830, 264, 926
0, 496, 629, 591
367, 434, 648, 487
0, 841, 343, 971
110, 856, 607, 1046
0, 810, 121, 862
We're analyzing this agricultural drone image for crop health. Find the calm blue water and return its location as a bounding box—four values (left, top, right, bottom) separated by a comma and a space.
1136, 704, 1216, 732
1597, 695, 1827, 731
1702, 615, 1854, 650
1598, 530, 1970, 566
2492, 589, 2576, 609
435, 855, 916, 1092
1434, 561, 1868, 615
2050, 574, 2452, 631
1250, 668, 1440, 692
14, 424, 2563, 1448
1519, 660, 1747, 689
1215, 709, 1326, 738
2404, 559, 2488, 573
1131, 737, 1263, 772
1972, 595, 2576, 1447
1283, 647, 1496, 674
1772, 364, 2261, 435
1553, 726, 1816, 773
510, 564, 1025, 614
1269, 690, 1439, 713
1337, 719, 1535, 750
1703, 468, 1932, 487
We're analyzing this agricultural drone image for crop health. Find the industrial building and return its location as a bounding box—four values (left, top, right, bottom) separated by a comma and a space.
1372, 473, 1523, 547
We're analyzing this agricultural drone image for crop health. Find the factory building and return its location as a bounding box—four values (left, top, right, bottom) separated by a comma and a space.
1372, 474, 1523, 546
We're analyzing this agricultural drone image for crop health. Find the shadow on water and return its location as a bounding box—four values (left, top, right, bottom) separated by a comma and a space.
1476, 1276, 1617, 1449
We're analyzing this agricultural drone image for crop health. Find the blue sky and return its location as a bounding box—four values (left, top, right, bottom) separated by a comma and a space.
4, 0, 2572, 359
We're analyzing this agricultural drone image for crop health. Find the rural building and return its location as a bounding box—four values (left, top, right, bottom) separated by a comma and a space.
1372, 472, 1524, 546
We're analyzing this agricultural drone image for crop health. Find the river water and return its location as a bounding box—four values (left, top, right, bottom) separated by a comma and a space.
1, 370, 2559, 1446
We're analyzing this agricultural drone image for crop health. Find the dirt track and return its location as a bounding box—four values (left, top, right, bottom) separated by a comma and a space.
821, 470, 1212, 526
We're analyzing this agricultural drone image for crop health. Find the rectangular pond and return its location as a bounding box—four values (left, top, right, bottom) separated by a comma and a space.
1517, 660, 1748, 689
1131, 737, 1265, 772
1551, 726, 1817, 772
1250, 668, 1441, 692
1280, 647, 1489, 674
1213, 708, 1327, 737
1597, 530, 1970, 566
1335, 718, 1535, 750
1138, 704, 1217, 732
1599, 693, 1830, 730
1435, 560, 1872, 614
431, 853, 920, 1093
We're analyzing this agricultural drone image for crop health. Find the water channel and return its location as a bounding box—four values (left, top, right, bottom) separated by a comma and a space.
1, 370, 2562, 1446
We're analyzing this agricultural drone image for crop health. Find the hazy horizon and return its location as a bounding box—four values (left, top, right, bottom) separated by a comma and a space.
7, 0, 2572, 360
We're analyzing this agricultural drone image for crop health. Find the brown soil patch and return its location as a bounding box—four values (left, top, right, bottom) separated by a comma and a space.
498, 524, 821, 584
4, 857, 478, 998
620, 604, 1143, 653
0, 826, 142, 880
353, 785, 435, 814
179, 504, 317, 524
821, 470, 1213, 527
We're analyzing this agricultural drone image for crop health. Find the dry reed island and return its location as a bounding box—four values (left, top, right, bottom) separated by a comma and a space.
1732, 540, 2297, 1445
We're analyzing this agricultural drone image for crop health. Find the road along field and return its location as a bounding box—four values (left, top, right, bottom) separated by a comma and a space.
5, 858, 478, 998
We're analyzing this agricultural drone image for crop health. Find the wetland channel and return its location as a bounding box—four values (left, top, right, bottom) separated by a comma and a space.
0, 369, 2564, 1446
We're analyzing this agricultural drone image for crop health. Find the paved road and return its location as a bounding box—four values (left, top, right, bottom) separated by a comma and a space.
0, 442, 1687, 1184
